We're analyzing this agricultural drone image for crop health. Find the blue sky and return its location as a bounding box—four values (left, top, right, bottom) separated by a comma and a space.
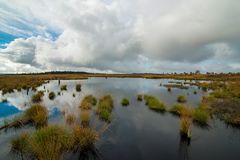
0, 0, 240, 73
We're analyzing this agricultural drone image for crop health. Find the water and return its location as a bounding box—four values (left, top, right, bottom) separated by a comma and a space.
0, 78, 240, 160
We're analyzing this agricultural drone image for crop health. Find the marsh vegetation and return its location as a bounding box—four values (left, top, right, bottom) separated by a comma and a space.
0, 76, 240, 160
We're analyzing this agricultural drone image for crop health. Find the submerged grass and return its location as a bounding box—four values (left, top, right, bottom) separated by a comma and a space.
80, 95, 97, 110
144, 95, 166, 112
121, 98, 129, 106
96, 95, 114, 122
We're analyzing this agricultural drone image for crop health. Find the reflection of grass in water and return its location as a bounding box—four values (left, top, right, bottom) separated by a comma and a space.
65, 113, 76, 126
11, 133, 29, 160
144, 95, 166, 112
121, 98, 129, 106
80, 95, 97, 110
180, 116, 191, 139
96, 95, 113, 123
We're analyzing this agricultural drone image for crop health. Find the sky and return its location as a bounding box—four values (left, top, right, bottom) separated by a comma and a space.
0, 0, 240, 73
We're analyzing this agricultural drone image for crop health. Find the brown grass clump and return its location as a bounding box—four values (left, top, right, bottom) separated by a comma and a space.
80, 95, 97, 110
31, 91, 44, 103
24, 104, 48, 127
72, 126, 99, 151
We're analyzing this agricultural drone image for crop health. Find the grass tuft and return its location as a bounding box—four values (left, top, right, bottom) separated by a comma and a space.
144, 95, 166, 112
137, 94, 143, 101
76, 84, 81, 92
96, 95, 114, 122
31, 91, 44, 103
192, 108, 209, 125
177, 95, 187, 103
121, 98, 129, 106
60, 85, 67, 91
25, 104, 48, 127
80, 95, 97, 110
48, 91, 55, 100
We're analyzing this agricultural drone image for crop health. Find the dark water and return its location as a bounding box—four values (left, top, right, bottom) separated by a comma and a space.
0, 78, 240, 160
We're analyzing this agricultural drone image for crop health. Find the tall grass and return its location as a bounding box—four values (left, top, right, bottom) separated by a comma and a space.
96, 95, 114, 122
80, 95, 97, 110
144, 95, 166, 112
29, 125, 72, 160
72, 126, 99, 151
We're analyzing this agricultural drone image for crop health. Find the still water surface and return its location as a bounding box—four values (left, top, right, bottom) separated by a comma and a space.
0, 78, 240, 160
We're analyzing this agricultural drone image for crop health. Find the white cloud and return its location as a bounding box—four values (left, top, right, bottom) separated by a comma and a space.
0, 0, 240, 73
